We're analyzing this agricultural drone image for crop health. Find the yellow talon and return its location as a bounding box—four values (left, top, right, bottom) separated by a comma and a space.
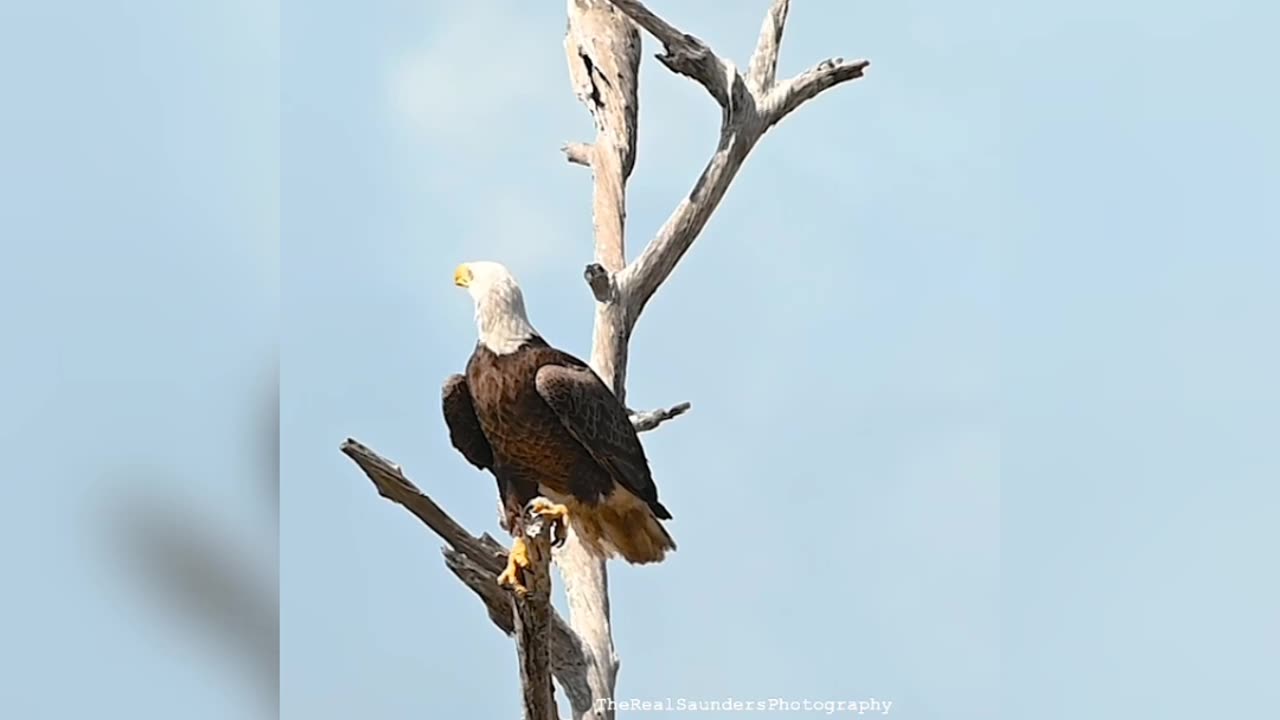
498, 536, 532, 597
529, 498, 568, 522
528, 498, 569, 547
498, 500, 572, 596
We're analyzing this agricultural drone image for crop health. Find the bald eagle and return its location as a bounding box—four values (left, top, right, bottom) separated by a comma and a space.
442, 261, 675, 594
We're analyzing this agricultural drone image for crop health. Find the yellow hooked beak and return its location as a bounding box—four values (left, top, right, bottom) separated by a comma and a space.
454, 264, 473, 288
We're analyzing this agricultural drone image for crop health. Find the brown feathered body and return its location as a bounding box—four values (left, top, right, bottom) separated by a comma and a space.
443, 337, 674, 564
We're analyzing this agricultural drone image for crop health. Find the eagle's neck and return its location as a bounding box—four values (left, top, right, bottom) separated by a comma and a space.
475, 295, 537, 356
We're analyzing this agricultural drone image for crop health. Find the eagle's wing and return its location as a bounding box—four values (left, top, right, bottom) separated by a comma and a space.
441, 373, 493, 470
534, 364, 671, 519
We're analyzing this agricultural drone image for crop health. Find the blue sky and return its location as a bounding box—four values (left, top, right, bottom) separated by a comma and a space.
2, 0, 278, 717
1000, 2, 1279, 715
1, 1, 1276, 719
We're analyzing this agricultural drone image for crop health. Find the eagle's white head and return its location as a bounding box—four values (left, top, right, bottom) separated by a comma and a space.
454, 260, 538, 355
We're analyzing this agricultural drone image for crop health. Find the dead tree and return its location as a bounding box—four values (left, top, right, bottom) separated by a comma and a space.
342, 2, 867, 718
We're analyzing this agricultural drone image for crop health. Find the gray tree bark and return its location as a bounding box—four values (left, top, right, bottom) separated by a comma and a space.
557, 5, 865, 715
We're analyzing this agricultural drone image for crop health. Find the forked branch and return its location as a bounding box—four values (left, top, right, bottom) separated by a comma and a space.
603, 0, 868, 323
558, 5, 866, 717
608, 0, 734, 108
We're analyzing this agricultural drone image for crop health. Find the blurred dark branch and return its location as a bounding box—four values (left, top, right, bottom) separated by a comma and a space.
110, 494, 278, 708
106, 379, 281, 715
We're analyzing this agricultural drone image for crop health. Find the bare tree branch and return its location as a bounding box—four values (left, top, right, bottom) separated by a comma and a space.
443, 549, 595, 717
608, 0, 733, 108
629, 402, 692, 432
562, 142, 593, 167
766, 57, 870, 126
747, 0, 790, 92
611, 1, 868, 321
583, 262, 616, 303
619, 128, 758, 318
340, 438, 594, 718
340, 439, 503, 571
441, 548, 516, 632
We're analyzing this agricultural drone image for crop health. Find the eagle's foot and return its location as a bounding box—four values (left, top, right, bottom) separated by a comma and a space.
497, 536, 532, 597
526, 497, 569, 549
